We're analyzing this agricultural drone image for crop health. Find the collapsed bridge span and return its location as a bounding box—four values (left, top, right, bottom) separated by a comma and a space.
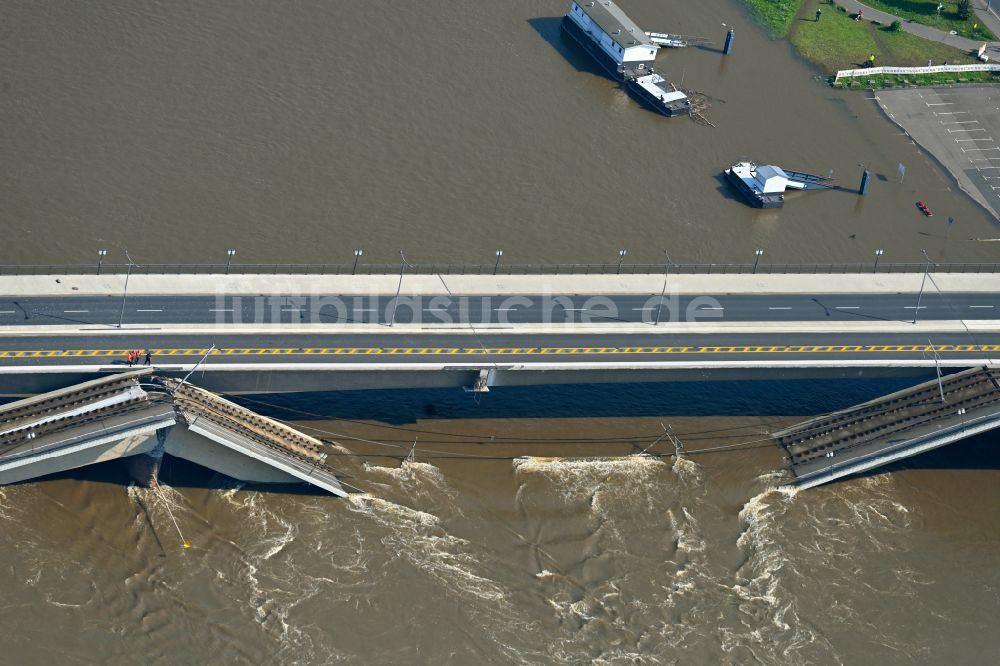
0, 370, 346, 496
776, 366, 1000, 489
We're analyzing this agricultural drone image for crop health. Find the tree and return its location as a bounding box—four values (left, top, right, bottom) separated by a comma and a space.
957, 0, 972, 21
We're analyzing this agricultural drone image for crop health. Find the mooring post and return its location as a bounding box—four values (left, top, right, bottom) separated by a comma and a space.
859, 169, 871, 196
723, 29, 734, 55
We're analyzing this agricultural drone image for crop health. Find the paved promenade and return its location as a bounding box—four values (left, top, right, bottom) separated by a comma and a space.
837, 0, 1000, 56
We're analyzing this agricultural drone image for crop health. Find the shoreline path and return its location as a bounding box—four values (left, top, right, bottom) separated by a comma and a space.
830, 0, 1000, 56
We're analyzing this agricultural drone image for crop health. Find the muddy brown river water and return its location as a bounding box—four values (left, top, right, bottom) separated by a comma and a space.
1, 1, 999, 664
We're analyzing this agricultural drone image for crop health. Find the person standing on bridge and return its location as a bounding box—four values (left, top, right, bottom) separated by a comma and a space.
144, 350, 151, 366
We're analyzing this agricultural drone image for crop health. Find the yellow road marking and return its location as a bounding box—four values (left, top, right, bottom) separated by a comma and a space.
0, 344, 999, 360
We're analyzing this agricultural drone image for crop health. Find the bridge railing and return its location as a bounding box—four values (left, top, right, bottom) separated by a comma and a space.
1, 262, 999, 276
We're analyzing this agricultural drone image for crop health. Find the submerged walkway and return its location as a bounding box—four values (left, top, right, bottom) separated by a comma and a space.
834, 0, 1000, 56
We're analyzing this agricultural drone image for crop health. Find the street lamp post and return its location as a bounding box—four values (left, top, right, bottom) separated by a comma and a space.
118, 250, 138, 329
494, 250, 503, 275
225, 249, 236, 275
352, 249, 363, 275
617, 249, 627, 275
752, 248, 764, 274
874, 248, 884, 273
654, 250, 671, 326
389, 250, 411, 327
97, 249, 107, 275
913, 249, 932, 324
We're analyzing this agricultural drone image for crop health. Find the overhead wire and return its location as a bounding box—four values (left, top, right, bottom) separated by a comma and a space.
228, 392, 786, 444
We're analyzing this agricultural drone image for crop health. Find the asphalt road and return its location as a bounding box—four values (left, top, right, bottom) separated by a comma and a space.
1, 332, 997, 366
0, 291, 997, 326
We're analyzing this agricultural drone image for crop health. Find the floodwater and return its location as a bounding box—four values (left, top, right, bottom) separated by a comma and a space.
1, 0, 999, 268
2, 384, 999, 664
2, 380, 999, 664
2, 1, 1000, 664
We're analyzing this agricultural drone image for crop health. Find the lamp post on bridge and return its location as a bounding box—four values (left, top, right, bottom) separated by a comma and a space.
874, 248, 884, 273
654, 249, 671, 326
389, 250, 412, 327
352, 249, 363, 275
494, 250, 503, 275
97, 249, 107, 275
225, 249, 236, 275
913, 249, 933, 324
117, 249, 139, 329
752, 248, 764, 274
617, 249, 627, 275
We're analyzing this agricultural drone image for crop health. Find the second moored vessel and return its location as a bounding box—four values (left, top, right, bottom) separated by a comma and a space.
724, 161, 834, 208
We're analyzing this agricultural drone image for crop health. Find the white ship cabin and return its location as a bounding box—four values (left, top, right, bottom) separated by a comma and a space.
568, 1, 658, 70
753, 165, 803, 193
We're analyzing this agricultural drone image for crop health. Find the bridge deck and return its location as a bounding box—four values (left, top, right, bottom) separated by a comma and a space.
0, 371, 346, 495
775, 366, 1000, 488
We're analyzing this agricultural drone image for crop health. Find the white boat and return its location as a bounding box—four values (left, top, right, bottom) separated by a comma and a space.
625, 72, 690, 116
560, 1, 690, 116
724, 161, 833, 208
560, 0, 658, 81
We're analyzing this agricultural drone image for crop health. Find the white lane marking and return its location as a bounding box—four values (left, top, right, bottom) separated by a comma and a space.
963, 147, 1000, 151
699, 306, 724, 310
209, 308, 233, 312
135, 309, 163, 312
493, 307, 518, 311
281, 307, 300, 311
969, 305, 995, 308
631, 307, 656, 311
768, 307, 793, 310
934, 111, 968, 115
903, 306, 927, 309
926, 102, 955, 106
423, 307, 450, 312
941, 120, 980, 125
561, 308, 589, 311
948, 128, 987, 133
353, 308, 376, 312
63, 310, 89, 313
0, 310, 15, 314
835, 306, 860, 310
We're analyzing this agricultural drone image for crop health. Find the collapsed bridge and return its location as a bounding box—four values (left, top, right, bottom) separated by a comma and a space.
776, 366, 1000, 489
0, 369, 346, 495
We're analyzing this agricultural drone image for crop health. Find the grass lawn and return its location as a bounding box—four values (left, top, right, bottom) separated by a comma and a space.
790, 4, 979, 73
742, 0, 805, 37
859, 0, 996, 40
836, 70, 1000, 87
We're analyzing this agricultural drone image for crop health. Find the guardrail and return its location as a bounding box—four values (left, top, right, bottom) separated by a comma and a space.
835, 63, 1000, 80
1, 262, 1000, 275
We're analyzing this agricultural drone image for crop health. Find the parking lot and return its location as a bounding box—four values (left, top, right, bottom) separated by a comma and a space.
877, 86, 1000, 222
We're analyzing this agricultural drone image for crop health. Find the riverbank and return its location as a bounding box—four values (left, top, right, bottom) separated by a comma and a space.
743, 0, 980, 75
860, 0, 996, 40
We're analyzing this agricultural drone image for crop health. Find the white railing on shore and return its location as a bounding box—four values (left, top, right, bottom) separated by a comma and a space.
835, 63, 1000, 80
